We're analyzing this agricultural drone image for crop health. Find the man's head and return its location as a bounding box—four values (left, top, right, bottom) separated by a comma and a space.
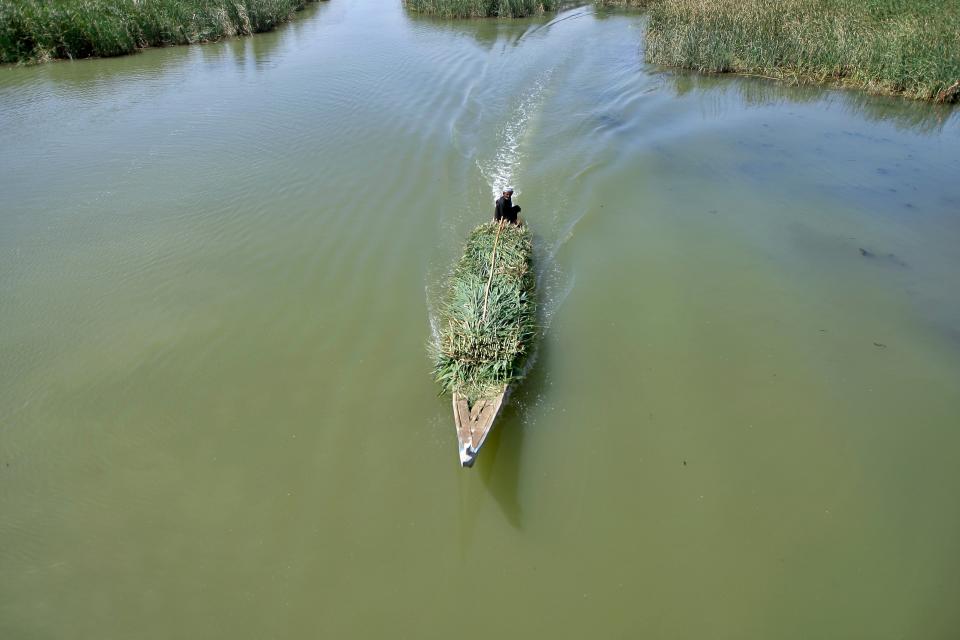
503, 187, 514, 198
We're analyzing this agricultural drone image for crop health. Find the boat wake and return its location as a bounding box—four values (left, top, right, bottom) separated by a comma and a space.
477, 67, 554, 201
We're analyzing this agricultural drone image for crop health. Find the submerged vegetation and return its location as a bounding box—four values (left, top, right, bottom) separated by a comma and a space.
0, 0, 317, 63
434, 222, 536, 402
404, 0, 554, 19
596, 0, 960, 103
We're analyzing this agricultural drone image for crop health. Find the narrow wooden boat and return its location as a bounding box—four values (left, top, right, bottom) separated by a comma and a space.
433, 220, 535, 468
453, 387, 508, 468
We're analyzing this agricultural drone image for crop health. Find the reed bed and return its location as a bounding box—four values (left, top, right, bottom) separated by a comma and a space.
433, 221, 536, 402
0, 0, 317, 63
404, 0, 555, 19
597, 0, 960, 103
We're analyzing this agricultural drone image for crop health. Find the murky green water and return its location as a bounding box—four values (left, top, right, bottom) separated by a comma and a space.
2, 1, 959, 638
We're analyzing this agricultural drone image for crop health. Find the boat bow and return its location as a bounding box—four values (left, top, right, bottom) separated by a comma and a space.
453, 388, 508, 467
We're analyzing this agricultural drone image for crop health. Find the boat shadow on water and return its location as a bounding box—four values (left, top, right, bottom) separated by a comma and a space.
470, 334, 552, 532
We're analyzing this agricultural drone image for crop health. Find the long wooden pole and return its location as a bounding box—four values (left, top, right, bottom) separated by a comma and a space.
481, 219, 505, 324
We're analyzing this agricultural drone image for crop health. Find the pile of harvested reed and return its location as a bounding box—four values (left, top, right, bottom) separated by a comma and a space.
433, 221, 536, 402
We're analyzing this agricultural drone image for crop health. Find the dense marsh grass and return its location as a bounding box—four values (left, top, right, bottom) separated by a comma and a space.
404, 0, 555, 19
0, 0, 317, 63
433, 222, 536, 402
597, 0, 960, 102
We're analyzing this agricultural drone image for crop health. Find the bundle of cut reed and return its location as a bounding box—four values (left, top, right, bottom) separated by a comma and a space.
433, 221, 536, 402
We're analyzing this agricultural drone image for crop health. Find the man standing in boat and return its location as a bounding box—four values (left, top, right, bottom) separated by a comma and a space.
494, 187, 521, 225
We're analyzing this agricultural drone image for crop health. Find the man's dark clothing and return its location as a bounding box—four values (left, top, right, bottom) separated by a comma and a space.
494, 196, 521, 224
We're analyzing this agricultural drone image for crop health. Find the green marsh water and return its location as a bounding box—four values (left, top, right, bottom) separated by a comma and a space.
2, 2, 959, 638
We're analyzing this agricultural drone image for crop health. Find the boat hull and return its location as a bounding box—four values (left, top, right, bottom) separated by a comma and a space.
453, 387, 508, 467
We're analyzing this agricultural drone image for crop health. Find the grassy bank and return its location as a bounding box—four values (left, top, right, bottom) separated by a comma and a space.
597, 0, 960, 103
0, 0, 317, 63
433, 222, 536, 402
404, 0, 555, 19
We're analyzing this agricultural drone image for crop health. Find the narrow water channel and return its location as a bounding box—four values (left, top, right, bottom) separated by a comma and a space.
1, 1, 959, 638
